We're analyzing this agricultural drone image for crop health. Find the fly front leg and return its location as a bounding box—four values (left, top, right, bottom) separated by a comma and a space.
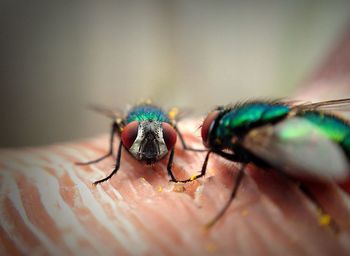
205, 163, 246, 229
93, 140, 123, 185
76, 122, 119, 165
175, 151, 212, 183
166, 148, 178, 182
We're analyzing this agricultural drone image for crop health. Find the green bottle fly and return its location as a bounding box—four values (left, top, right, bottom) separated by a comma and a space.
180, 98, 350, 227
76, 100, 203, 185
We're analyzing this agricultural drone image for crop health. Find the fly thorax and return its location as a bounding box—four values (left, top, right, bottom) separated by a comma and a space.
129, 121, 168, 164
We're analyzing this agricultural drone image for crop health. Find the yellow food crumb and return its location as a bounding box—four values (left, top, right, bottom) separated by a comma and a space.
206, 242, 217, 253
158, 186, 163, 192
319, 214, 331, 226
190, 174, 197, 181
168, 107, 179, 120
173, 184, 185, 193
240, 209, 249, 217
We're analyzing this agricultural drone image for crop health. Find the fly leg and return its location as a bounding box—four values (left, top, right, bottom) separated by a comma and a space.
177, 150, 247, 183
166, 148, 178, 182
76, 122, 118, 165
93, 140, 123, 185
174, 151, 212, 183
205, 163, 246, 229
166, 124, 206, 182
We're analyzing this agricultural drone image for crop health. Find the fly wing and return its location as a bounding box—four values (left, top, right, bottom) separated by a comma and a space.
291, 98, 350, 112
88, 104, 124, 119
242, 117, 349, 181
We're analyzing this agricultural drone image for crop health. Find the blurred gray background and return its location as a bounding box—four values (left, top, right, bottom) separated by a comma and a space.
1, 0, 350, 147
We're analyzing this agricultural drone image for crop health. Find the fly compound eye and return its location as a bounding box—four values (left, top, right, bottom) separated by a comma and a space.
162, 122, 177, 150
201, 110, 219, 147
121, 121, 139, 149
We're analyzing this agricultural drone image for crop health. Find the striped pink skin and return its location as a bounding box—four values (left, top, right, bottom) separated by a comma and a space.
1, 119, 350, 255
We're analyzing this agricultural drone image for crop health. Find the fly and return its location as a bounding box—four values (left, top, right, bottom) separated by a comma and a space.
77, 101, 204, 185
177, 98, 350, 228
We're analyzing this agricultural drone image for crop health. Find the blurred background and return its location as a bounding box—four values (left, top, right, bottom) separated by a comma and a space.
1, 0, 350, 147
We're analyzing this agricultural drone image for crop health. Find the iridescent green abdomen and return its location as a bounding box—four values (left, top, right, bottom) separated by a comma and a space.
298, 111, 350, 157
126, 105, 170, 124
215, 103, 290, 145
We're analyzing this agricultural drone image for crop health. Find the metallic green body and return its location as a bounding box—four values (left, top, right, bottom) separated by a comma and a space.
126, 105, 170, 124
214, 102, 350, 158
215, 103, 290, 146
299, 111, 350, 157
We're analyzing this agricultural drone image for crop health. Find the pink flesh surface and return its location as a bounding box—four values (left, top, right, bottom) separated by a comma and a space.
1, 120, 350, 255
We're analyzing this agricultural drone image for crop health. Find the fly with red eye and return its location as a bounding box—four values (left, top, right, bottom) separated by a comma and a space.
76, 101, 203, 185
178, 99, 350, 229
